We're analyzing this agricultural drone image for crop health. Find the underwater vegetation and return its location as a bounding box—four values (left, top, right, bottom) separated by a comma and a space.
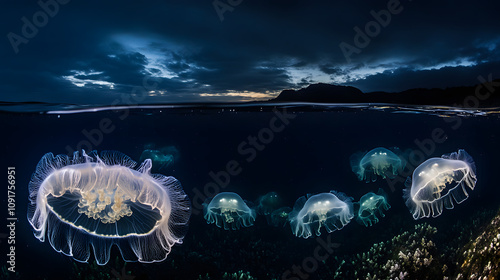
331, 223, 441, 279
72, 256, 134, 280
203, 192, 257, 230
289, 191, 354, 239
327, 207, 500, 280
139, 145, 179, 170
350, 147, 406, 182
456, 207, 500, 279
1, 265, 20, 280
197, 270, 256, 280
403, 149, 477, 219
27, 150, 191, 265
355, 188, 391, 227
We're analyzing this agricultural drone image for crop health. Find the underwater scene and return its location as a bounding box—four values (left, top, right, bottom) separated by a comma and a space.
1, 104, 499, 280
3, 1, 500, 279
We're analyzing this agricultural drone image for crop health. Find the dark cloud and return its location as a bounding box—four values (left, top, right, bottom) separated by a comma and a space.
1, 0, 499, 103
319, 64, 346, 76
347, 61, 500, 93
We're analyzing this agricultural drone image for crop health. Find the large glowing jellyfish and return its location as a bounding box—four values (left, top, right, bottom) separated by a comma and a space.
27, 150, 191, 265
350, 147, 406, 182
255, 192, 283, 216
355, 188, 391, 227
289, 191, 354, 239
403, 149, 476, 219
203, 192, 256, 230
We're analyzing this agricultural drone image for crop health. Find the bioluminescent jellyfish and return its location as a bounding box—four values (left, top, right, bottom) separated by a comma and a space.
27, 150, 191, 265
140, 150, 174, 170
203, 192, 256, 230
355, 188, 391, 227
255, 192, 283, 216
160, 145, 180, 161
403, 149, 477, 219
140, 145, 180, 171
269, 207, 292, 227
289, 191, 354, 239
350, 147, 406, 182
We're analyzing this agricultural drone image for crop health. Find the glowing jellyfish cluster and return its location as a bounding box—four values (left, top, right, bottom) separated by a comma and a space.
289, 191, 354, 239
355, 188, 390, 227
27, 150, 191, 265
403, 149, 477, 219
203, 192, 256, 230
350, 147, 406, 182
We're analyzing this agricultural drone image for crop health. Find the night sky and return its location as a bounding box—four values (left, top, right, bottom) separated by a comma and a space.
2, 0, 499, 104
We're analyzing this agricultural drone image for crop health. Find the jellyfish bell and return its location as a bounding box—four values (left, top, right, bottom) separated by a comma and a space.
350, 147, 406, 182
27, 150, 191, 265
403, 149, 477, 219
289, 191, 354, 239
355, 188, 391, 227
203, 192, 256, 230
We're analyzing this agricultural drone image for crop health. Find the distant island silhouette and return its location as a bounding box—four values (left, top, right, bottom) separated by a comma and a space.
271, 80, 500, 107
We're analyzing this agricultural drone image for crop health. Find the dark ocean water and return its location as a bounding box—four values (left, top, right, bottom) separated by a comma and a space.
0, 104, 499, 280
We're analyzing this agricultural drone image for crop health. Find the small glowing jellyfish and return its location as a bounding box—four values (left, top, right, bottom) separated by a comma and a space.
255, 192, 283, 216
140, 149, 174, 169
269, 207, 292, 227
403, 149, 477, 219
350, 147, 406, 182
140, 147, 179, 171
203, 192, 257, 230
289, 191, 354, 239
355, 188, 391, 227
27, 150, 191, 265
140, 144, 180, 171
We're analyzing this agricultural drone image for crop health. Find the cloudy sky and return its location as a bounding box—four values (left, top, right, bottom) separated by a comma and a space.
2, 0, 499, 104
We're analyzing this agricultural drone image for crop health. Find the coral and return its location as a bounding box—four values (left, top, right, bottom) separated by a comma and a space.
222, 271, 257, 280
197, 270, 257, 280
332, 223, 442, 279
455, 208, 500, 279
72, 257, 134, 280
328, 207, 500, 279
